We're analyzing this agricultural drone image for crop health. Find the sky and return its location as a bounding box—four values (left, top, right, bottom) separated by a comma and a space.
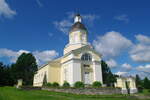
0, 0, 150, 78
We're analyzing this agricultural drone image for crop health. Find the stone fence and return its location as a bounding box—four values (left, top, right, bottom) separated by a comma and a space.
21, 86, 41, 90
42, 87, 121, 95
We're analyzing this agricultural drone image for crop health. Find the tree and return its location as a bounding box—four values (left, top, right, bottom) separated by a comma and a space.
0, 62, 5, 86
12, 53, 38, 85
0, 62, 14, 86
135, 74, 142, 87
143, 77, 150, 89
101, 60, 116, 86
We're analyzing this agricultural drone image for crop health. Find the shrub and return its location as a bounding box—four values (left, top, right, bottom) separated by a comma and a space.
92, 81, 102, 88
52, 82, 59, 87
62, 81, 70, 88
46, 83, 52, 87
74, 81, 84, 88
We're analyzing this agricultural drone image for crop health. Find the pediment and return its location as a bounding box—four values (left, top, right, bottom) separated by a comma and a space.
72, 45, 101, 57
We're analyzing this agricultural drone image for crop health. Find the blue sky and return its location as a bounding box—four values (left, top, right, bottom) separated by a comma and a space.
0, 0, 150, 78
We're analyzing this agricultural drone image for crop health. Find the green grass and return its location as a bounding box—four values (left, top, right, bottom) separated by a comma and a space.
0, 87, 149, 100
138, 89, 150, 96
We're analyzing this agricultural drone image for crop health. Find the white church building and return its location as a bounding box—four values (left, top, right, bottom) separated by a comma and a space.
33, 14, 103, 86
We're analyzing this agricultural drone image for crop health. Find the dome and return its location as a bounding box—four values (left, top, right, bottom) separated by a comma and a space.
70, 22, 87, 32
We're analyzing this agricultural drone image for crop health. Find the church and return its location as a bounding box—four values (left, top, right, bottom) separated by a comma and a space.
33, 14, 103, 86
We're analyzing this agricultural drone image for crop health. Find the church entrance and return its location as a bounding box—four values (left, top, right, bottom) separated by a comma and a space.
84, 72, 91, 84
82, 64, 92, 84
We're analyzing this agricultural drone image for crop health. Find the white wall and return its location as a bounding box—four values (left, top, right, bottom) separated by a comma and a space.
61, 59, 82, 86
61, 60, 73, 85
72, 59, 82, 85
93, 61, 103, 84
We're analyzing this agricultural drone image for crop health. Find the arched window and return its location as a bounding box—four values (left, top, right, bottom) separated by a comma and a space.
81, 53, 92, 61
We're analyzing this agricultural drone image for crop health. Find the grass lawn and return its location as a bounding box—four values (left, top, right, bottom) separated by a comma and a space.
0, 87, 149, 100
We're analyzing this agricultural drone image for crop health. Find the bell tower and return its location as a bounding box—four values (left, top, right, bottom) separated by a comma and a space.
64, 14, 88, 55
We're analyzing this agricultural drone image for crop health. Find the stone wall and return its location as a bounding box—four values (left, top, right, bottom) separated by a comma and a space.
42, 87, 121, 95
21, 86, 41, 90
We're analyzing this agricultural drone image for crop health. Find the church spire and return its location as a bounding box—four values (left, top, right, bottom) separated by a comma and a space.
74, 14, 82, 23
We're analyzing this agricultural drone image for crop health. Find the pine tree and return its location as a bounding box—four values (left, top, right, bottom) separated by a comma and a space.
143, 77, 150, 89
101, 60, 116, 86
0, 62, 14, 86
135, 74, 142, 87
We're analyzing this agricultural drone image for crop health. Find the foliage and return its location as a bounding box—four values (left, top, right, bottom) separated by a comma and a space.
62, 81, 70, 88
11, 53, 38, 85
52, 82, 59, 87
92, 81, 102, 88
135, 74, 142, 87
101, 60, 117, 86
135, 74, 144, 92
0, 62, 14, 86
143, 77, 150, 89
138, 86, 144, 93
46, 83, 52, 87
74, 81, 84, 88
135, 75, 150, 91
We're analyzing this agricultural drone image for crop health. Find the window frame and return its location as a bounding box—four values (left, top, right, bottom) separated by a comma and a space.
81, 53, 92, 61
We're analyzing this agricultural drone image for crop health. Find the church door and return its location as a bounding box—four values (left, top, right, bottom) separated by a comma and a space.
84, 72, 91, 84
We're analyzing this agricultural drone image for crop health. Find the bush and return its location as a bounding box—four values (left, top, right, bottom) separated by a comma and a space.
92, 81, 102, 88
62, 81, 70, 88
46, 83, 52, 87
74, 81, 84, 88
52, 82, 59, 87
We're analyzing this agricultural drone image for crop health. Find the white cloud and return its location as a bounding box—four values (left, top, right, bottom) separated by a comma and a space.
0, 0, 16, 18
53, 20, 72, 34
0, 48, 58, 64
114, 14, 129, 23
135, 34, 150, 44
130, 34, 150, 62
115, 71, 127, 76
130, 50, 150, 62
106, 59, 117, 68
0, 49, 29, 63
136, 64, 150, 78
33, 50, 58, 64
93, 31, 133, 58
121, 63, 132, 71
136, 64, 150, 73
53, 12, 99, 34
0, 48, 17, 57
